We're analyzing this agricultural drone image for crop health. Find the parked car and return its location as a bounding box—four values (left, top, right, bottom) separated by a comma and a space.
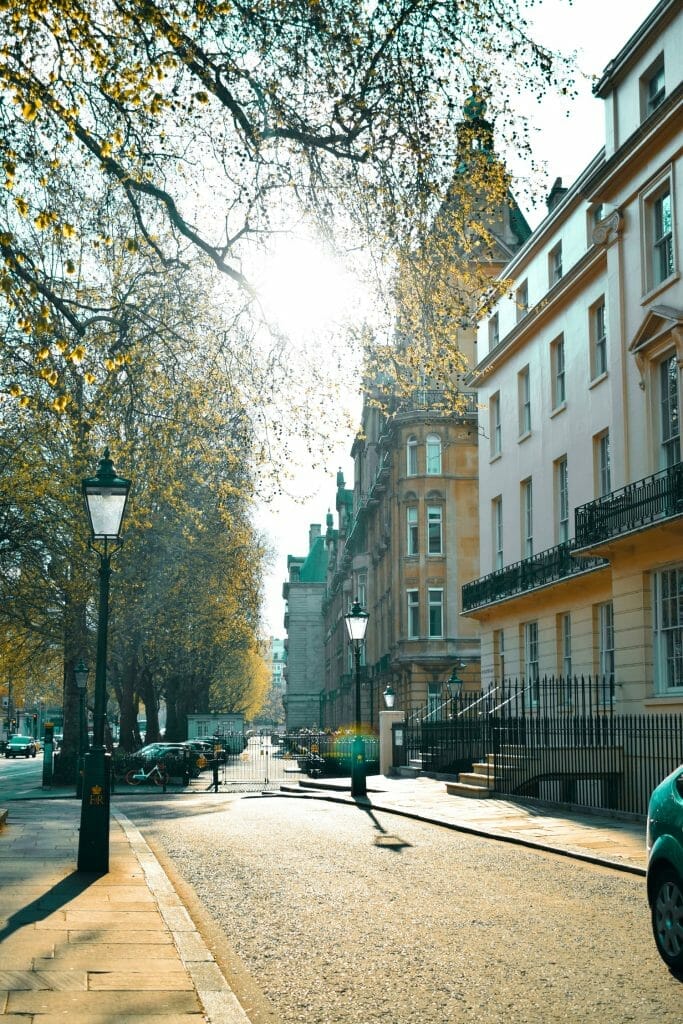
132, 742, 186, 762
127, 742, 200, 779
5, 735, 38, 758
181, 739, 215, 755
647, 764, 683, 979
181, 740, 215, 766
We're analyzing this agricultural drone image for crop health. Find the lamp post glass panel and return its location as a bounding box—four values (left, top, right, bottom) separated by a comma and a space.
77, 449, 130, 874
383, 684, 396, 709
344, 600, 369, 798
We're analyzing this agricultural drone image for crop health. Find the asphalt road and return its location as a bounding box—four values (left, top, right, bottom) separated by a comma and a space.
123, 791, 682, 1024
0, 750, 44, 797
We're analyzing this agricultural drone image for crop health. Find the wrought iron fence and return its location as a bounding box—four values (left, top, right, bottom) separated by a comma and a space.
492, 712, 683, 816
400, 676, 683, 815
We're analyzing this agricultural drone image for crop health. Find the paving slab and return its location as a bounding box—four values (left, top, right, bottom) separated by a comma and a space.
0, 800, 252, 1023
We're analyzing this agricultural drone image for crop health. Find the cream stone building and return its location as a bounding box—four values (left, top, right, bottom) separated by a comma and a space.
463, 0, 682, 715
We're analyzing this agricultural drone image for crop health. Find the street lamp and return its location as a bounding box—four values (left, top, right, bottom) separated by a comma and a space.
382, 684, 396, 709
77, 448, 130, 873
446, 667, 464, 716
344, 598, 369, 798
74, 659, 89, 798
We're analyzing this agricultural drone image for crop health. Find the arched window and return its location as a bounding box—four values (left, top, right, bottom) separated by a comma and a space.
406, 435, 418, 476
426, 434, 442, 475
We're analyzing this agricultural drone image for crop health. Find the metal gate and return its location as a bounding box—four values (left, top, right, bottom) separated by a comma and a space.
210, 735, 306, 792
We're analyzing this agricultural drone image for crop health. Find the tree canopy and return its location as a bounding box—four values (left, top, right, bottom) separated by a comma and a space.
0, 0, 575, 402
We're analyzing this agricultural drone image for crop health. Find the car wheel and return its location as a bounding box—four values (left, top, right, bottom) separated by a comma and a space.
651, 865, 683, 978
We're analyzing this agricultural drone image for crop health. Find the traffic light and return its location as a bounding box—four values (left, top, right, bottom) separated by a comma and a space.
32, 713, 38, 737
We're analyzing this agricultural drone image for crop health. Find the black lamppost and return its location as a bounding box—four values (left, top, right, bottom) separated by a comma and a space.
77, 449, 130, 873
344, 599, 369, 798
74, 659, 89, 798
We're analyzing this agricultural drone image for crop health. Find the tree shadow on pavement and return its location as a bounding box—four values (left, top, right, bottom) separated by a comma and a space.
0, 871, 96, 944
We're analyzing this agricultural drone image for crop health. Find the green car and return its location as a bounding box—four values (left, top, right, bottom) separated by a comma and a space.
647, 764, 683, 978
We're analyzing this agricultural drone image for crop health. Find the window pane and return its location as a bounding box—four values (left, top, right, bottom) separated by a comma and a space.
428, 590, 443, 638
557, 458, 569, 543
427, 506, 442, 554
660, 356, 681, 467
653, 191, 674, 284
426, 434, 442, 474
407, 591, 419, 638
407, 507, 418, 555
598, 432, 611, 496
655, 568, 683, 690
519, 369, 531, 435
593, 302, 607, 377
490, 394, 501, 455
522, 479, 533, 558
493, 497, 503, 569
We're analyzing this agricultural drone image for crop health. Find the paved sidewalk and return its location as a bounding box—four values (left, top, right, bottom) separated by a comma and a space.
0, 799, 249, 1023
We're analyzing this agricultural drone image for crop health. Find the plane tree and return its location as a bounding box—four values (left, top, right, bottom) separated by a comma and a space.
0, 0, 576, 402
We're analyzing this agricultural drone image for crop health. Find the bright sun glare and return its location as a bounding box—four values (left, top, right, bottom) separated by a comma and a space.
255, 234, 361, 339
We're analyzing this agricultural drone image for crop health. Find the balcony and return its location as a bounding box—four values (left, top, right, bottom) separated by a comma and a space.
462, 540, 608, 612
575, 462, 683, 550
391, 388, 478, 418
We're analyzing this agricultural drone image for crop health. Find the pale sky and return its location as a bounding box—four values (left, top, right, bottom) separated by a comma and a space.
257, 0, 658, 639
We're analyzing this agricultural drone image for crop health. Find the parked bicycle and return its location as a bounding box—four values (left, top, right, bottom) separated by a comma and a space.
125, 762, 168, 787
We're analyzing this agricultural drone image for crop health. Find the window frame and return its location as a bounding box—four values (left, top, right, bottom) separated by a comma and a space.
523, 620, 540, 700
515, 280, 528, 322
428, 588, 444, 639
590, 298, 607, 380
521, 477, 533, 559
560, 612, 572, 681
659, 353, 681, 469
407, 589, 420, 639
406, 434, 418, 477
640, 54, 665, 120
653, 565, 683, 694
548, 242, 563, 287
492, 495, 503, 570
653, 189, 674, 286
490, 391, 502, 458
406, 506, 419, 556
427, 505, 443, 555
357, 572, 367, 610
595, 430, 611, 497
425, 433, 442, 475
551, 333, 566, 409
488, 313, 500, 348
555, 456, 569, 544
598, 601, 615, 691
494, 628, 506, 683
518, 365, 531, 437
642, 175, 676, 294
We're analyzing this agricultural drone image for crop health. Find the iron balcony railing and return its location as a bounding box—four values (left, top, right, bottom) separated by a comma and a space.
390, 388, 479, 416
462, 539, 608, 612
575, 461, 683, 549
